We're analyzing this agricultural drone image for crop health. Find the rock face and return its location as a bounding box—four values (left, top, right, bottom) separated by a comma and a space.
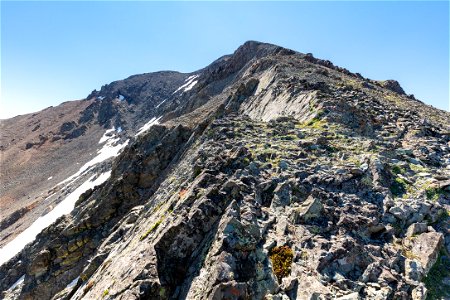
1, 41, 450, 300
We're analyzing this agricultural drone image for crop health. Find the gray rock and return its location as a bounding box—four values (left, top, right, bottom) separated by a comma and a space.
336, 292, 360, 300
360, 262, 381, 283
271, 181, 292, 208
289, 195, 323, 224
406, 223, 428, 237
405, 259, 424, 282
410, 232, 444, 274
28, 250, 51, 277
411, 283, 427, 300
278, 160, 289, 171
365, 285, 392, 300
389, 206, 406, 220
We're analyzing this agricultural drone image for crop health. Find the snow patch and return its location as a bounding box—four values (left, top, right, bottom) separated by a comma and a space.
117, 126, 123, 133
183, 80, 198, 92
135, 116, 162, 137
8, 275, 24, 291
0, 172, 112, 266
98, 128, 116, 144
97, 96, 105, 100
47, 176, 53, 180
66, 276, 79, 289
155, 99, 167, 109
58, 130, 128, 186
118, 94, 125, 101
173, 74, 199, 94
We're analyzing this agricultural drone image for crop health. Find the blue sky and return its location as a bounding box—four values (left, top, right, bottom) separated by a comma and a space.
1, 1, 449, 119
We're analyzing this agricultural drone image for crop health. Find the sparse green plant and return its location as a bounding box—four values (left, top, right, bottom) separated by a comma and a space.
409, 163, 427, 173
425, 187, 444, 201
390, 177, 407, 197
391, 165, 405, 175
151, 201, 164, 213
361, 175, 373, 187
306, 112, 325, 127
423, 249, 450, 299
269, 246, 294, 282
192, 166, 202, 178
102, 289, 109, 297
300, 250, 309, 260
140, 218, 163, 240
308, 225, 321, 234
401, 247, 418, 260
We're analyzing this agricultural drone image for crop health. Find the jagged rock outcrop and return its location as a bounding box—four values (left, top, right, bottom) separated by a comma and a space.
1, 41, 449, 300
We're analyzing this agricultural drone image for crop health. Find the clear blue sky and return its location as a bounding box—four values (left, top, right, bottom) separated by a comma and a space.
1, 1, 449, 119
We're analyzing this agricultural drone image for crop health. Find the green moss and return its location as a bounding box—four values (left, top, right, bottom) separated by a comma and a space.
269, 246, 294, 282
391, 219, 404, 235
410, 163, 427, 173
308, 99, 315, 112
361, 175, 373, 187
300, 250, 309, 260
308, 225, 321, 234
432, 209, 450, 225
192, 166, 202, 178
278, 134, 299, 141
391, 165, 405, 175
102, 288, 109, 297
425, 187, 444, 201
306, 114, 325, 128
390, 177, 407, 197
423, 249, 450, 299
151, 201, 165, 214
140, 218, 163, 241
159, 287, 166, 297
347, 157, 362, 167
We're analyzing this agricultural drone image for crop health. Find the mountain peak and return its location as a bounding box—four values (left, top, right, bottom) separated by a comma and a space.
1, 41, 449, 300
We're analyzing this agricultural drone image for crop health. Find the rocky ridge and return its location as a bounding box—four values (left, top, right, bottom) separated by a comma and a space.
1, 41, 449, 300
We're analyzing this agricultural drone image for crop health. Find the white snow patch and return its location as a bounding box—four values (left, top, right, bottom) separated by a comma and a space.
155, 99, 167, 109
135, 116, 162, 137
8, 275, 24, 291
173, 75, 199, 94
58, 132, 128, 186
98, 128, 116, 144
118, 94, 125, 101
66, 276, 79, 289
97, 96, 105, 100
186, 74, 199, 81
78, 139, 128, 176
0, 172, 111, 266
47, 176, 53, 180
117, 126, 123, 133
183, 80, 198, 92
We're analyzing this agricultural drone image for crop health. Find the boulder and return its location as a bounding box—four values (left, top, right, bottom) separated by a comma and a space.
28, 250, 51, 277
410, 232, 443, 274
404, 259, 424, 282
294, 274, 332, 299
411, 283, 427, 300
271, 181, 292, 208
289, 196, 323, 224
380, 80, 405, 95
406, 223, 428, 237
336, 292, 360, 300
210, 281, 248, 300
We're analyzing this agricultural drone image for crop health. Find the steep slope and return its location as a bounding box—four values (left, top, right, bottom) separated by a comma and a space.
1, 41, 449, 300
0, 70, 193, 247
